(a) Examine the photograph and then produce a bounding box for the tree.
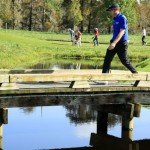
[97,0,139,33]
[22,0,44,31]
[138,0,150,28]
[43,0,63,31]
[117,0,139,30]
[87,0,104,33]
[21,0,35,31]
[0,0,13,29]
[0,0,141,32]
[12,0,15,29]
[88,0,95,33]
[62,0,82,30]
[80,0,91,32]
[96,0,114,33]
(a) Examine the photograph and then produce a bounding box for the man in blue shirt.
[102,4,137,73]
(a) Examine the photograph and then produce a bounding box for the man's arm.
[108,29,125,50]
[112,29,125,44]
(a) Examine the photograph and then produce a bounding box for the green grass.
[136,59,150,71]
[1,29,150,70]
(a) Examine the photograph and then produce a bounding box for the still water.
[0,94,150,150]
[29,59,138,70]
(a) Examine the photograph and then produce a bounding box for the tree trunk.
[108,25,111,34]
[80,21,84,32]
[12,0,15,30]
[88,13,92,33]
[88,0,93,33]
[5,23,8,30]
[28,1,33,31]
[80,0,84,32]
[41,1,46,31]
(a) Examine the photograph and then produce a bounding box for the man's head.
[106,4,120,17]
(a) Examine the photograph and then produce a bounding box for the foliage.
[0,0,147,32]
[0,0,13,25]
[138,0,150,28]
[62,0,83,29]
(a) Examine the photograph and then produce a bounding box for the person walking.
[102,4,137,73]
[68,28,75,44]
[75,30,82,47]
[142,27,147,45]
[93,28,99,46]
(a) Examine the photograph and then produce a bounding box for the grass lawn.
[1,29,150,71]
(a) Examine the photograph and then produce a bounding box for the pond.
[29,58,139,71]
[0,94,150,150]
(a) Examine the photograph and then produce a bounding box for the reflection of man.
[102,4,137,73]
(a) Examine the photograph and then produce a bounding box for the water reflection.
[65,104,121,127]
[29,59,137,70]
[20,107,35,114]
[31,62,101,70]
[0,94,150,150]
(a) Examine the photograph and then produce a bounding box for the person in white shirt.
[68,28,75,45]
[142,27,147,45]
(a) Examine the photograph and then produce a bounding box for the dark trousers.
[93,37,99,46]
[102,41,137,73]
[142,36,146,45]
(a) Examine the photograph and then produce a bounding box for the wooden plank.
[122,117,134,136]
[0,86,150,96]
[95,74,147,81]
[0,96,141,109]
[122,130,133,141]
[69,81,90,88]
[0,110,2,148]
[0,124,2,138]
[133,80,140,87]
[97,112,108,134]
[0,69,55,74]
[133,103,141,117]
[0,136,2,150]
[0,109,8,124]
[0,75,9,83]
[138,81,150,87]
[147,74,150,81]
[0,69,149,74]
[96,104,135,118]
[134,140,150,150]
[9,73,148,83]
[0,83,19,90]
[90,133,132,150]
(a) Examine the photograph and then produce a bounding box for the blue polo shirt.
[112,13,128,42]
